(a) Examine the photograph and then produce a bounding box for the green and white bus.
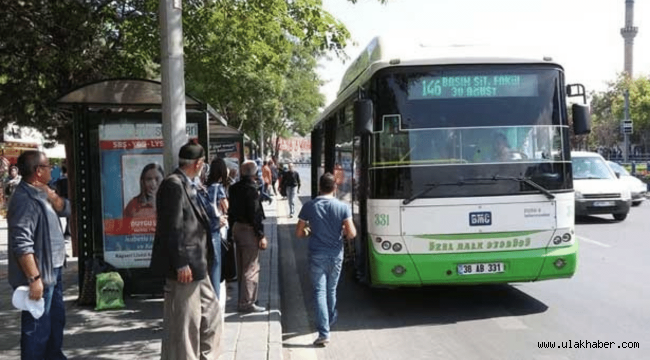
[311,37,591,286]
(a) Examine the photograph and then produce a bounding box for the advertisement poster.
[99,123,198,268]
[209,140,242,175]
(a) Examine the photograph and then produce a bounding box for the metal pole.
[259,114,264,159]
[160,0,187,174]
[624,90,630,163]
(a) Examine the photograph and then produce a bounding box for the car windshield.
[607,161,630,176]
[572,156,614,180]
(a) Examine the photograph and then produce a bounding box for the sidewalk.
[0,200,282,360]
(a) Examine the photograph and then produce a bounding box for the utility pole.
[160,0,187,174]
[260,125,265,160]
[623,90,631,163]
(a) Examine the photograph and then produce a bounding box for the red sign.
[277,138,311,152]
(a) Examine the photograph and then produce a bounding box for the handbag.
[222,227,237,281]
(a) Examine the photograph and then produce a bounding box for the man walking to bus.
[282,163,300,217]
[295,173,357,346]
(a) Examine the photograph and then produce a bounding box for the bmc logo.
[469,211,492,226]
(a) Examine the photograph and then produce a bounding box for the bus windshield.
[369,66,571,199]
[373,125,564,166]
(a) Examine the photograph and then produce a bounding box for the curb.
[268,207,283,360]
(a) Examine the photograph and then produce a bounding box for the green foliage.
[182,0,348,146]
[0,0,352,148]
[588,74,650,152]
[0,0,157,138]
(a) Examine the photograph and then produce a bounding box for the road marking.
[578,236,611,248]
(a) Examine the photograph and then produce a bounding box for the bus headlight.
[392,243,402,252]
[553,236,562,245]
[381,241,392,250]
[575,191,583,199]
[562,233,572,242]
[554,258,566,269]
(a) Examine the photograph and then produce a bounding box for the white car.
[607,161,647,206]
[571,151,631,221]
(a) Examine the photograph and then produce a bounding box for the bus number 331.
[374,214,389,226]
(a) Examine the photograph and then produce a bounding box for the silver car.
[606,161,647,206]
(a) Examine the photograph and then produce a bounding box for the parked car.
[571,151,631,221]
[606,161,647,206]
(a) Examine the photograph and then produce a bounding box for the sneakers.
[238,304,266,313]
[313,336,330,347]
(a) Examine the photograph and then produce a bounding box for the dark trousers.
[270,180,278,195]
[21,267,67,360]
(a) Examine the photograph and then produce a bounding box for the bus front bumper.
[368,241,578,286]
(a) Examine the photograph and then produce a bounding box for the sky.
[318,0,650,107]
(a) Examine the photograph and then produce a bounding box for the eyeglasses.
[37,164,52,169]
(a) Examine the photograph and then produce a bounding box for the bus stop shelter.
[58,79,243,298]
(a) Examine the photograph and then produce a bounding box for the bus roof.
[313,37,562,128]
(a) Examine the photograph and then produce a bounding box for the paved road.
[280,167,648,360]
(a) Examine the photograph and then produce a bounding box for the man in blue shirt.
[295,172,356,346]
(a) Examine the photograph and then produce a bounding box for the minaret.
[620,0,638,76]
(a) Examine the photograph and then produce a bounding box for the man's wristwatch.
[27,274,41,284]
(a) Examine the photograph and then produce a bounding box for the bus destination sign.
[408,74,539,100]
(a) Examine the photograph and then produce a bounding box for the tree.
[0,0,351,146]
[182,0,347,144]
[0,0,159,138]
[588,74,650,154]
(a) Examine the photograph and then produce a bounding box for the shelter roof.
[58,78,228,126]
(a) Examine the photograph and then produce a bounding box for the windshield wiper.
[491,175,555,199]
[402,175,555,205]
[403,183,437,205]
[403,179,490,205]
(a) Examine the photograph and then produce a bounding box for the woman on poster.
[123,163,164,218]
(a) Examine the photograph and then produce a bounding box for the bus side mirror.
[572,103,591,135]
[354,100,373,135]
